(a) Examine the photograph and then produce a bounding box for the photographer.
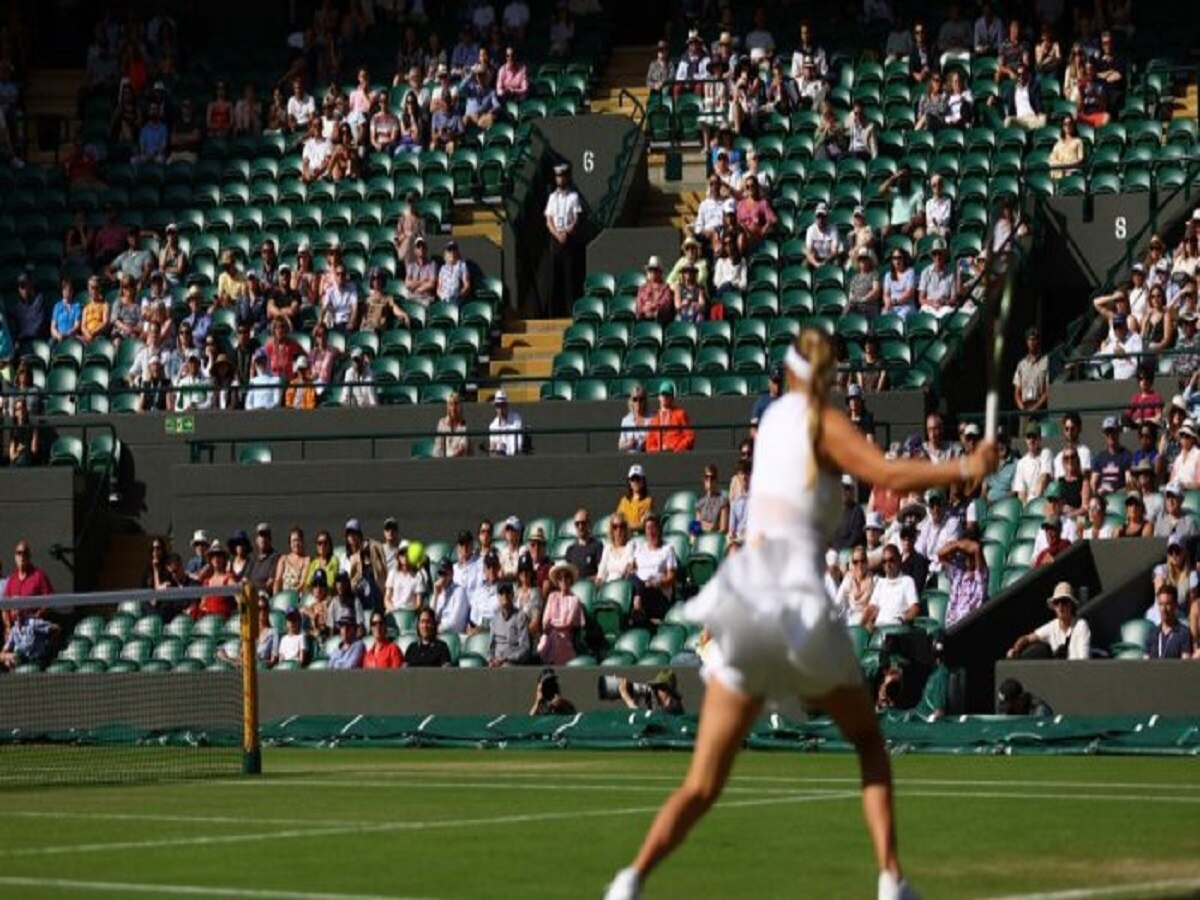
[617,668,685,715]
[530,668,576,715]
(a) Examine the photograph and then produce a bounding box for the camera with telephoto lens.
[597,675,651,702]
[538,668,561,701]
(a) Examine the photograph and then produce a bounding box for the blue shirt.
[883,268,916,315]
[181,311,211,346]
[51,299,81,337]
[139,120,169,157]
[328,639,365,669]
[3,615,53,664]
[1145,622,1192,659]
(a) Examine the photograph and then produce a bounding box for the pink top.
[496,63,529,98]
[349,87,373,115]
[736,198,777,234]
[540,590,584,665]
[2,567,54,599]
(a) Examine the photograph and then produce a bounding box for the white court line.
[0,876,437,900]
[898,789,1200,806]
[0,791,860,859]
[209,778,799,794]
[984,876,1200,900]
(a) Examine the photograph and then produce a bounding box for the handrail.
[592,88,647,229]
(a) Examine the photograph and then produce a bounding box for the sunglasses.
[574,520,589,527]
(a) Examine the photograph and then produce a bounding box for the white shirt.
[596,543,635,583]
[489,411,525,456]
[544,188,582,234]
[1053,444,1093,478]
[805,222,841,263]
[1171,445,1200,486]
[1032,517,1079,557]
[1098,330,1143,381]
[287,94,316,127]
[432,581,469,634]
[632,541,677,583]
[1013,449,1053,500]
[1033,617,1091,659]
[385,568,427,610]
[302,135,332,173]
[323,282,358,327]
[453,555,483,596]
[694,196,725,235]
[244,371,282,410]
[278,632,306,662]
[916,514,960,570]
[1013,83,1036,118]
[925,195,953,236]
[343,367,377,407]
[468,581,499,629]
[174,373,211,411]
[870,575,918,626]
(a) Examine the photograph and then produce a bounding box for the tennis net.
[0,583,260,786]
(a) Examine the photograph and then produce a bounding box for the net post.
[239,582,262,775]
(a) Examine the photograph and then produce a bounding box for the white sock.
[604,866,641,900]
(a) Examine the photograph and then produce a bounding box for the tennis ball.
[406,541,426,567]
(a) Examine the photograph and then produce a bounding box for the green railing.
[592,89,647,230]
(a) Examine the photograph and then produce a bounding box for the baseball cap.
[963,422,981,437]
[344,518,362,534]
[504,515,523,531]
[492,389,509,404]
[815,202,829,216]
[310,569,328,588]
[847,383,863,398]
[456,529,473,545]
[628,464,645,479]
[1102,416,1120,432]
[841,474,855,487]
[865,512,885,531]
[383,516,398,529]
[1164,481,1185,498]
[191,529,209,545]
[255,522,271,534]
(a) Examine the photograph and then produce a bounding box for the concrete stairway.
[22,68,82,165]
[450,206,504,244]
[485,317,570,403]
[590,45,653,118]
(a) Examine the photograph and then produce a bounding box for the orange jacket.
[646,407,695,453]
[285,379,317,410]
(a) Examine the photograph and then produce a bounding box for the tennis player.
[604,330,998,900]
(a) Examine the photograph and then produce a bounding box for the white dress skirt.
[685,536,861,705]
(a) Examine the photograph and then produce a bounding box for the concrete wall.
[995,660,1200,715]
[0,467,88,592]
[260,665,706,719]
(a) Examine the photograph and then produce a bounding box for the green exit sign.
[165,414,196,435]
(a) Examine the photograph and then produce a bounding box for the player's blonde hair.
[791,330,838,489]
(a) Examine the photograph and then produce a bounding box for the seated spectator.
[5,400,40,466]
[636,256,674,324]
[80,277,111,343]
[404,237,438,304]
[275,608,310,666]
[918,240,956,315]
[404,607,452,668]
[916,488,960,569]
[866,547,919,630]
[322,265,360,332]
[432,391,470,458]
[1034,23,1062,77]
[1116,492,1153,537]
[735,177,777,255]
[1079,495,1114,540]
[727,461,751,548]
[915,73,948,132]
[844,98,878,161]
[944,70,974,127]
[50,279,82,343]
[488,582,531,666]
[1171,419,1200,488]
[328,615,365,669]
[924,175,954,239]
[110,277,142,344]
[667,236,709,291]
[1090,416,1131,496]
[1076,59,1109,128]
[940,532,988,627]
[616,464,654,532]
[109,225,155,283]
[174,352,212,411]
[487,390,525,456]
[0,609,57,671]
[300,119,332,182]
[1096,313,1143,381]
[395,92,425,154]
[645,40,670,93]
[834,475,867,550]
[335,346,373,407]
[1001,64,1045,129]
[193,541,237,619]
[673,262,707,323]
[435,241,471,303]
[1154,483,1195,540]
[460,64,499,130]
[645,382,695,453]
[1007,582,1092,659]
[496,46,528,102]
[882,249,917,317]
[846,384,876,440]
[564,508,604,580]
[1056,446,1091,519]
[360,269,409,332]
[835,544,875,626]
[847,207,876,259]
[881,168,925,241]
[694,176,727,252]
[1032,515,1072,566]
[1146,584,1192,658]
[1013,423,1052,503]
[595,514,635,586]
[1141,287,1175,356]
[467,552,503,632]
[540,561,584,664]
[284,356,317,410]
[629,516,677,625]
[804,203,843,268]
[618,385,650,453]
[429,73,464,152]
[696,464,730,534]
[243,351,282,411]
[363,612,404,668]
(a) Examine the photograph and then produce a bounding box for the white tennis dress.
[686,392,861,702]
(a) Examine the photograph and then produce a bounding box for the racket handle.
[985,390,999,440]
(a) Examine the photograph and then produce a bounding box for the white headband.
[785,345,812,381]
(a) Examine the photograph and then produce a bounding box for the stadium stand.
[1,0,1199,718]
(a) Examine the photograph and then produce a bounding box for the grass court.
[0,749,1197,899]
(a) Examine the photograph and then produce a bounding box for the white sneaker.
[603,867,641,900]
[878,871,918,900]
